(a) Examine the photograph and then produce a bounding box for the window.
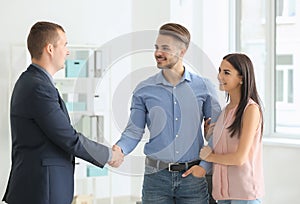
[239,0,300,137]
[276,0,296,24]
[275,0,299,135]
[239,0,267,112]
[276,0,296,17]
[276,54,294,103]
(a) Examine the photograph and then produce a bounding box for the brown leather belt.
[145,157,200,172]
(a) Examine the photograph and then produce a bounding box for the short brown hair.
[27,21,65,60]
[159,23,191,49]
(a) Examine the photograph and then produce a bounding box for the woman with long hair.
[200,53,265,204]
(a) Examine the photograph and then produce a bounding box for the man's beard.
[156,56,179,69]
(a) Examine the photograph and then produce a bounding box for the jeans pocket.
[144,164,158,175]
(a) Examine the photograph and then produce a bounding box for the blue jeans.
[218,199,261,204]
[142,165,209,204]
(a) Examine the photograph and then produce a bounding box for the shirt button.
[174,101,177,104]
[176,151,179,154]
[175,118,178,121]
[176,134,179,138]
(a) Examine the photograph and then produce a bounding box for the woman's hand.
[200,146,212,161]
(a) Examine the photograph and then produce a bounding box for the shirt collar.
[31,63,55,86]
[155,67,191,86]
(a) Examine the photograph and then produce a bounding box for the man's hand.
[108,144,124,168]
[200,145,212,160]
[182,165,206,178]
[204,118,215,140]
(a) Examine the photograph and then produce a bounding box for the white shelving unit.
[53,45,113,202]
[10,44,140,203]
[54,45,106,140]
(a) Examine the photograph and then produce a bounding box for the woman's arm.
[200,104,260,166]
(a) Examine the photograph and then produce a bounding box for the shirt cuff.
[199,160,212,174]
[107,147,112,162]
[115,135,139,155]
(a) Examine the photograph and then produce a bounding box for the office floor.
[95,197,141,204]
[72,196,141,204]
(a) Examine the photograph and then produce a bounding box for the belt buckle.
[168,163,180,172]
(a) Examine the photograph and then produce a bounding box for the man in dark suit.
[2,21,123,204]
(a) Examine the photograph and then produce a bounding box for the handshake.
[108,145,124,168]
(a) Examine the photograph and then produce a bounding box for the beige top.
[212,99,265,200]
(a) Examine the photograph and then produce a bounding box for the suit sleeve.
[31,83,110,168]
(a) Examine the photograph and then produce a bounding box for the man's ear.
[180,47,187,57]
[46,43,53,55]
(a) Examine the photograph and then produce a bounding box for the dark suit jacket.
[3,65,110,204]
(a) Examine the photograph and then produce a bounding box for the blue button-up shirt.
[117,69,221,172]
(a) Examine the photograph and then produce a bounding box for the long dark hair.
[224,53,264,139]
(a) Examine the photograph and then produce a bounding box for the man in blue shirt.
[111,23,221,204]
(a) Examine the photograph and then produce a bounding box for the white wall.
[263,143,300,204]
